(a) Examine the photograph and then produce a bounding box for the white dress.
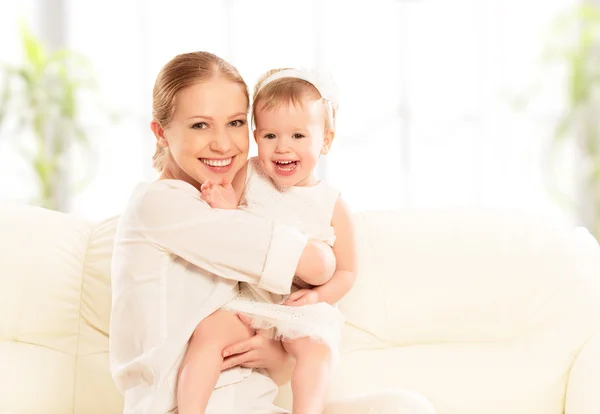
[222,157,345,356]
[110,179,308,413]
[109,177,437,414]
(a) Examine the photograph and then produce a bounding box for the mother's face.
[153,77,249,188]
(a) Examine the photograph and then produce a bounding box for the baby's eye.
[292,133,305,139]
[229,119,246,127]
[264,133,276,139]
[191,122,208,130]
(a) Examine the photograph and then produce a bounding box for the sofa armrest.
[566,330,600,414]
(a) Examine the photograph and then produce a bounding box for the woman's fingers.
[221,350,260,370]
[285,297,306,306]
[220,315,277,371]
[285,299,304,307]
[221,354,241,370]
[285,290,318,306]
[284,290,305,303]
[239,360,262,369]
[223,334,256,358]
[220,314,259,357]
[237,314,271,337]
[236,313,254,327]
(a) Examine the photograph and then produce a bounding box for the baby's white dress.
[222,157,345,354]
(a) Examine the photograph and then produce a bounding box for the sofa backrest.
[341,209,600,347]
[0,204,122,414]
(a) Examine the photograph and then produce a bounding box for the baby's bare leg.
[283,337,333,414]
[177,310,254,414]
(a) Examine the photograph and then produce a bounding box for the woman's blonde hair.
[252,68,337,132]
[151,51,249,171]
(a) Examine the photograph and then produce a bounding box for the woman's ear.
[151,120,168,148]
[321,130,335,155]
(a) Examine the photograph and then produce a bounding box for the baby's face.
[253,98,331,188]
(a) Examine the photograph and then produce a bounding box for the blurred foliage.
[0,21,102,211]
[542,3,600,237]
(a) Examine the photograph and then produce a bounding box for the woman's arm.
[132,180,312,295]
[200,179,337,288]
[312,197,357,304]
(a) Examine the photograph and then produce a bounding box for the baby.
[181,68,357,414]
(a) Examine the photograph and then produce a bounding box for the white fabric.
[2,203,600,414]
[565,331,600,413]
[222,158,343,352]
[196,371,437,414]
[323,389,435,414]
[241,158,339,250]
[203,370,285,414]
[108,179,307,413]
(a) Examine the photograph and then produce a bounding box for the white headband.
[255,68,339,107]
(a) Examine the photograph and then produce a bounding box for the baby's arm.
[200,180,240,209]
[200,161,248,209]
[311,196,357,305]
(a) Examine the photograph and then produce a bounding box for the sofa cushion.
[0,204,122,414]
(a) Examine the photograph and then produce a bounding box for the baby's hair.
[151,51,249,171]
[252,68,337,132]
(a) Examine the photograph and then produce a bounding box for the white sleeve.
[133,181,306,295]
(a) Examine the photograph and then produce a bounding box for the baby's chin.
[266,173,296,188]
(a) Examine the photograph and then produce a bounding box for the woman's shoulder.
[134,179,199,199]
[146,179,200,193]
[122,179,203,222]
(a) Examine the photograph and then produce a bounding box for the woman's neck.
[159,163,202,192]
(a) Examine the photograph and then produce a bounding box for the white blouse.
[109,179,307,413]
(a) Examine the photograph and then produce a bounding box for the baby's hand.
[200,179,238,209]
[284,289,319,307]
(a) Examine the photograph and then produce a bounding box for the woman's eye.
[292,133,305,139]
[191,122,208,130]
[229,119,246,127]
[264,133,276,139]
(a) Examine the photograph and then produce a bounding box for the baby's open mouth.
[274,160,298,172]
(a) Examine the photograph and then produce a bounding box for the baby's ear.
[253,129,259,143]
[321,130,335,155]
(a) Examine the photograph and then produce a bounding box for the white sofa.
[1,203,599,414]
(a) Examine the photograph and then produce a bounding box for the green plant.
[0,22,100,211]
[542,3,600,238]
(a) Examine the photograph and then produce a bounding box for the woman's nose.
[210,129,233,153]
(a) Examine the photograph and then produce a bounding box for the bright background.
[0,0,591,225]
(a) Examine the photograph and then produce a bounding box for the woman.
[109,51,435,414]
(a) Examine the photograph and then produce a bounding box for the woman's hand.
[284,289,319,306]
[221,314,294,385]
